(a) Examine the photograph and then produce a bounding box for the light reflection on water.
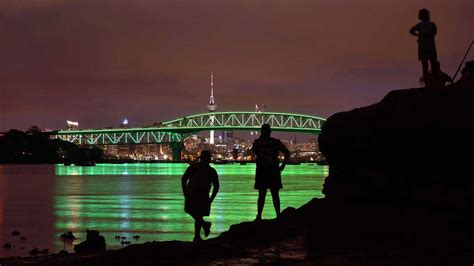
[0,163,327,257]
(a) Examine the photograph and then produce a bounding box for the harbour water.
[0,163,328,257]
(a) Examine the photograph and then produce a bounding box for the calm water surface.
[0,163,328,257]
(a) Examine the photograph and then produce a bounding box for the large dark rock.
[306,85,474,263]
[213,207,301,247]
[74,230,106,253]
[319,86,474,207]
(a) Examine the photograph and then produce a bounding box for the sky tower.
[206,72,217,144]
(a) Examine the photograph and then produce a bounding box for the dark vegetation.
[0,126,102,164]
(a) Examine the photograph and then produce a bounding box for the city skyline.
[1,0,473,131]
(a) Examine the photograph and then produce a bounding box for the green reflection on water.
[55,163,329,176]
[54,163,327,251]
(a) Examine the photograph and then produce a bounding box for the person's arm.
[279,141,290,172]
[433,23,437,36]
[252,140,259,161]
[209,169,220,203]
[409,24,419,37]
[252,140,258,155]
[181,166,192,197]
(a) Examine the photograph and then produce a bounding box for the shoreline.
[1,196,471,265]
[0,220,308,265]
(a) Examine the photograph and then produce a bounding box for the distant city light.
[66,120,79,130]
[123,118,129,126]
[66,120,79,126]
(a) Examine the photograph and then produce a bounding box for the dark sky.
[1,0,473,131]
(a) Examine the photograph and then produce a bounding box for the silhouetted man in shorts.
[252,124,290,221]
[410,8,438,86]
[182,150,219,242]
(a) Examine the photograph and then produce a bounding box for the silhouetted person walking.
[410,8,438,86]
[424,61,452,89]
[252,124,290,221]
[181,150,219,242]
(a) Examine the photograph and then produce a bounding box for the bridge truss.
[54,111,325,145]
[56,130,184,145]
[161,112,325,133]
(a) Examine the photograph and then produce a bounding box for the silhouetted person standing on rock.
[252,124,290,221]
[424,61,452,89]
[182,150,219,242]
[410,8,438,86]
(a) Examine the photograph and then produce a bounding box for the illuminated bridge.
[54,111,326,160]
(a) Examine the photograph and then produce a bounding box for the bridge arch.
[54,111,326,145]
[161,111,325,134]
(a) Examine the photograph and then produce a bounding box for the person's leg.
[202,196,212,237]
[256,189,267,221]
[421,60,429,86]
[192,215,203,242]
[203,219,212,237]
[429,58,437,71]
[270,188,281,218]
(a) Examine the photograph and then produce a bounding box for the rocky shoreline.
[1,198,471,265]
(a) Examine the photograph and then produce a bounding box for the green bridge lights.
[54,111,325,145]
[52,111,326,161]
[161,111,325,134]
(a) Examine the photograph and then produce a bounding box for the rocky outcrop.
[319,86,474,207]
[74,230,106,253]
[308,85,474,263]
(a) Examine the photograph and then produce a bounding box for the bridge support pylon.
[170,142,184,162]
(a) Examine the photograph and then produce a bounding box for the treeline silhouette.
[0,126,102,164]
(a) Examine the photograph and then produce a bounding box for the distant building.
[120,118,129,128]
[66,120,79,130]
[221,131,233,143]
[206,72,217,144]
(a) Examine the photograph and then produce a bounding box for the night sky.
[0,0,473,131]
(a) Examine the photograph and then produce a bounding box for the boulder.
[319,86,474,207]
[74,230,106,253]
[305,85,474,262]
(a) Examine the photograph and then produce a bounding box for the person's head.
[200,150,212,164]
[432,60,440,72]
[418,8,430,21]
[260,124,271,138]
